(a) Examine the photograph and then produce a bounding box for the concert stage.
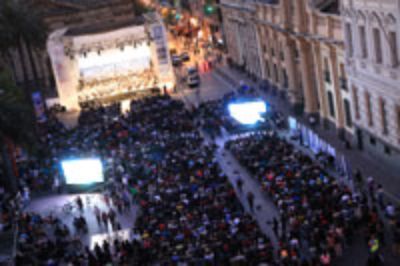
[47,13,175,110]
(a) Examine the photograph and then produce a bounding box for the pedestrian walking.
[101,211,109,227]
[272,217,279,237]
[376,184,384,209]
[247,191,254,212]
[94,206,101,225]
[236,177,243,193]
[355,168,363,187]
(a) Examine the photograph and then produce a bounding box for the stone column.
[298,39,319,114]
[312,41,329,127]
[329,45,345,138]
[256,25,266,79]
[284,37,301,106]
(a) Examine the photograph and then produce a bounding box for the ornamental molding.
[383,13,396,26]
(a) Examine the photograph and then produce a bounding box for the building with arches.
[220,0,400,170]
[221,0,351,138]
[342,0,400,167]
[220,0,263,78]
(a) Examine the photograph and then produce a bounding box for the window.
[397,105,400,142]
[352,86,360,120]
[359,26,368,58]
[280,51,285,61]
[370,136,376,145]
[344,99,353,127]
[345,23,353,57]
[327,91,335,118]
[263,44,267,53]
[283,69,288,88]
[339,63,347,90]
[379,98,388,135]
[389,31,399,67]
[266,61,271,78]
[324,58,331,83]
[271,48,275,57]
[373,28,383,63]
[365,91,373,127]
[274,64,278,83]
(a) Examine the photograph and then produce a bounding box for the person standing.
[76,196,83,211]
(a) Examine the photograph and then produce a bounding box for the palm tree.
[0,70,36,191]
[0,0,48,91]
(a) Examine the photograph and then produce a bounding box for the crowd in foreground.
[4,90,399,265]
[15,96,276,265]
[226,131,400,265]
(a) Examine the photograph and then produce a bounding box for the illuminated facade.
[220,0,400,167]
[220,0,262,78]
[47,13,174,110]
[221,0,350,136]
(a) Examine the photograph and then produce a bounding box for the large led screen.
[61,158,104,185]
[228,100,267,125]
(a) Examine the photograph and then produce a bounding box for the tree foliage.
[0,70,36,150]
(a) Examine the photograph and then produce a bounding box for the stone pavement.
[216,138,280,246]
[214,65,400,204]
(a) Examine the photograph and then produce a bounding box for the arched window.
[389,31,398,67]
[345,23,353,57]
[327,91,335,118]
[373,28,383,63]
[344,99,353,127]
[359,25,368,58]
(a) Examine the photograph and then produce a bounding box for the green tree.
[0,0,48,91]
[0,70,36,191]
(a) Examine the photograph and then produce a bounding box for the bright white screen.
[61,158,104,185]
[228,101,267,125]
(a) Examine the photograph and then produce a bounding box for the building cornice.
[255,19,344,47]
[219,2,256,13]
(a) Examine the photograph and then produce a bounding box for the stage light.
[228,100,267,125]
[61,158,104,185]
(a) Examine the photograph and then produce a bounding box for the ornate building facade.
[220,0,263,78]
[342,0,400,165]
[221,0,400,168]
[221,0,351,137]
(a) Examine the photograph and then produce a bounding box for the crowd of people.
[0,185,18,232]
[4,82,398,265]
[14,95,277,265]
[226,131,400,265]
